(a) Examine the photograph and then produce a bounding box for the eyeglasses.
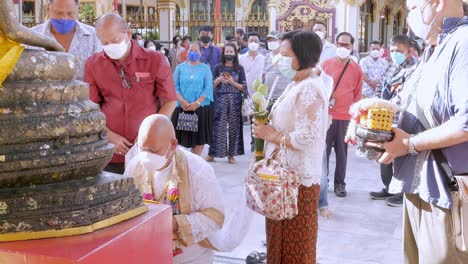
[119,68,131,89]
[337,42,352,49]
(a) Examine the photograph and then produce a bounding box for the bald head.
[95,13,131,46]
[96,13,128,32]
[138,115,177,156]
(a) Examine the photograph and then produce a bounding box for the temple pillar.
[158,0,176,43]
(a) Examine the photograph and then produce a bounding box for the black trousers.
[380,162,393,191]
[325,119,350,187]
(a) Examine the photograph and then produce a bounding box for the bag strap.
[432,149,459,191]
[329,59,351,101]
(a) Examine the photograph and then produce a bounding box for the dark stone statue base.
[0,172,146,241]
[0,50,145,241]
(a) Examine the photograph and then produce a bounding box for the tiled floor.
[200,126,403,264]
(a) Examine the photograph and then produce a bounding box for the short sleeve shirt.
[84,40,177,163]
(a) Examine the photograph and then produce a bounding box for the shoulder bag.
[329,59,350,108]
[246,136,299,220]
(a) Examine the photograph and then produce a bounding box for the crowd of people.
[30,0,468,263]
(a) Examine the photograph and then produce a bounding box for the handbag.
[433,149,468,252]
[245,136,299,220]
[176,111,198,132]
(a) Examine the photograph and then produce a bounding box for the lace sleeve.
[289,83,326,150]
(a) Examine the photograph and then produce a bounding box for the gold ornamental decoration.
[275,0,336,31]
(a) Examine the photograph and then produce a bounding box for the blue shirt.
[390,17,468,209]
[173,62,213,107]
[200,44,222,70]
[239,47,249,55]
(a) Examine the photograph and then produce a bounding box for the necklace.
[188,63,199,79]
[148,171,171,203]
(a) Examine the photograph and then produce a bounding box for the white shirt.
[239,52,265,95]
[265,75,329,186]
[320,40,337,63]
[31,20,102,80]
[124,148,224,264]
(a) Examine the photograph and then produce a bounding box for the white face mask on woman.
[278,56,297,79]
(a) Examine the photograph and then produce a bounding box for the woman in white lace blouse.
[252,30,328,264]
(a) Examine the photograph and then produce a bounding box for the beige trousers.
[403,193,468,264]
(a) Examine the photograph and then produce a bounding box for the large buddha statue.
[0,0,146,241]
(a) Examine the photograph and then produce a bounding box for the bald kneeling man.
[124,114,224,264]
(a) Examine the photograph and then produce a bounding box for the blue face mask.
[50,19,76,34]
[391,51,406,65]
[278,56,296,79]
[188,51,201,62]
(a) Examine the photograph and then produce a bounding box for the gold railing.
[174,9,269,37]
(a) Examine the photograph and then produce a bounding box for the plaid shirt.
[375,56,418,99]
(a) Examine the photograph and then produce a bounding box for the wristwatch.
[408,134,420,155]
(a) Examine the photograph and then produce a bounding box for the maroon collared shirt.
[84,40,176,164]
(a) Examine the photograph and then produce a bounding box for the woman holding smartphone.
[206,43,246,164]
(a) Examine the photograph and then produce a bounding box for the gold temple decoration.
[275,0,335,31]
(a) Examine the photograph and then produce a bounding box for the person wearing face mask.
[179,35,192,62]
[239,32,266,96]
[31,0,101,80]
[312,21,337,63]
[169,35,186,72]
[205,43,246,164]
[171,42,214,156]
[263,31,290,104]
[374,35,417,101]
[367,0,468,262]
[252,30,328,264]
[84,14,177,175]
[239,32,266,151]
[124,114,225,264]
[198,25,222,70]
[321,32,363,198]
[368,35,417,207]
[359,40,389,98]
[132,32,145,47]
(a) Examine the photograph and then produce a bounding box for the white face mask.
[278,56,297,79]
[370,50,380,58]
[137,146,170,172]
[248,42,259,51]
[103,38,129,60]
[336,47,351,59]
[268,41,280,51]
[148,46,156,51]
[137,39,145,47]
[407,2,438,40]
[315,31,325,40]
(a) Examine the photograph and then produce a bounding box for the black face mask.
[224,55,235,61]
[200,35,211,44]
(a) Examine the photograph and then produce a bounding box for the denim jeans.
[319,149,328,209]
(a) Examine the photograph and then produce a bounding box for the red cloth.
[84,40,177,164]
[322,57,363,120]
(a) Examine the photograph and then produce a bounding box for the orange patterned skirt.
[266,184,320,264]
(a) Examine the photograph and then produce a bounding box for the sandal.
[245,251,266,263]
[228,156,236,164]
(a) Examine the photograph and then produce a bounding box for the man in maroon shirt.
[84,14,177,174]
